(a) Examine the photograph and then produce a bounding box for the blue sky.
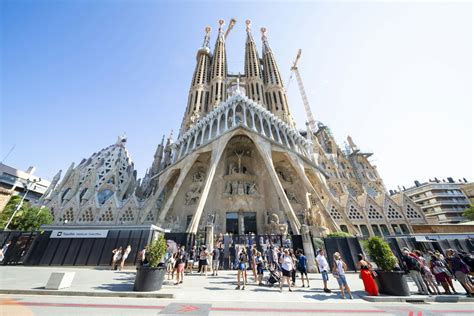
[1,1,472,189]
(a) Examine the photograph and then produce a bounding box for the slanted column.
[232,106,236,126]
[243,107,247,126]
[216,116,221,135]
[208,121,213,140]
[267,119,274,140]
[200,127,206,145]
[224,110,229,130]
[275,126,282,143]
[259,116,264,135]
[284,132,289,148]
[192,132,198,149]
[251,112,257,131]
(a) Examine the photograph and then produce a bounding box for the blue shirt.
[298,255,307,268]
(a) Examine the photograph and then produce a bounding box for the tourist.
[186,245,196,274]
[445,249,473,296]
[266,245,274,269]
[413,250,440,295]
[218,245,225,272]
[174,246,186,285]
[256,251,265,286]
[296,249,310,288]
[166,244,176,280]
[332,252,352,299]
[316,249,331,293]
[430,253,457,294]
[250,247,258,282]
[120,245,132,271]
[112,247,123,270]
[199,245,209,276]
[212,245,220,276]
[236,247,248,290]
[229,243,236,270]
[401,249,429,295]
[279,249,294,292]
[139,245,148,266]
[0,241,11,263]
[289,249,297,286]
[356,254,378,296]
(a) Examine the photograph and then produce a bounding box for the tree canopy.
[463,205,474,221]
[0,195,52,231]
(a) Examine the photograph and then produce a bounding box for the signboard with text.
[50,230,109,239]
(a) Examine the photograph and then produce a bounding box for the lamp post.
[4,178,40,230]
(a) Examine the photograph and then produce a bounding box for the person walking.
[112,247,123,270]
[266,245,274,269]
[332,252,353,299]
[250,247,258,283]
[199,246,209,276]
[446,249,474,296]
[296,249,310,287]
[402,249,429,295]
[279,249,294,292]
[316,249,331,293]
[236,247,248,290]
[212,246,220,276]
[120,245,132,271]
[430,253,457,294]
[0,241,11,263]
[289,249,297,286]
[186,246,196,274]
[256,251,265,286]
[138,246,147,266]
[356,254,378,296]
[218,245,225,272]
[174,246,186,285]
[413,250,440,295]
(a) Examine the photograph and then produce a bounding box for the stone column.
[301,224,317,273]
[238,211,245,236]
[206,224,214,252]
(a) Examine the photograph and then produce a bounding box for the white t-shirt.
[281,255,293,271]
[336,259,345,276]
[316,254,329,271]
[123,247,131,259]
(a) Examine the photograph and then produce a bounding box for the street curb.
[362,295,474,303]
[0,289,174,299]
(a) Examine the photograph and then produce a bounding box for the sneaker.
[235,286,240,290]
[324,288,331,293]
[242,286,245,290]
[349,295,353,299]
[289,288,293,292]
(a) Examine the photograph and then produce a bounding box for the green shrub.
[147,234,167,268]
[364,236,397,271]
[326,231,353,238]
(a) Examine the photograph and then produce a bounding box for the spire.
[180,26,212,135]
[244,20,265,106]
[261,27,294,127]
[151,135,165,175]
[209,19,228,109]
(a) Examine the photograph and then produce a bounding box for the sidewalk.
[0,266,471,303]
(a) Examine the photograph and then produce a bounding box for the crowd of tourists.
[110,245,132,271]
[127,239,473,298]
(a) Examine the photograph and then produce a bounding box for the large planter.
[374,271,410,296]
[133,266,166,292]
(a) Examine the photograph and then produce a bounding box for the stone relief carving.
[285,190,300,204]
[224,180,258,196]
[184,167,206,205]
[263,212,288,236]
[276,167,293,183]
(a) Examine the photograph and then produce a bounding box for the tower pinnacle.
[244,20,265,106]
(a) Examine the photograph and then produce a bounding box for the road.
[2,294,473,316]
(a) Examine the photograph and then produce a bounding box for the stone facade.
[39,20,427,237]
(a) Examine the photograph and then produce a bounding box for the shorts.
[282,268,291,277]
[298,267,307,275]
[257,266,264,275]
[321,270,329,282]
[212,260,219,268]
[176,263,185,273]
[200,259,208,266]
[336,274,348,287]
[238,263,247,271]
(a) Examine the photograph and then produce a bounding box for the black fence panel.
[39,238,60,265]
[62,239,83,265]
[24,231,52,265]
[75,239,94,265]
[128,230,144,265]
[50,239,72,265]
[323,237,360,272]
[87,238,108,266]
[292,235,303,252]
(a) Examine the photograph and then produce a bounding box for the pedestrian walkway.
[0,266,470,303]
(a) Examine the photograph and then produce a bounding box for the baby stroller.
[266,264,281,287]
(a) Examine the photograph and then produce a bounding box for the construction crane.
[287,49,318,133]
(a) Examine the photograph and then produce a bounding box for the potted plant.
[364,236,410,296]
[133,234,167,292]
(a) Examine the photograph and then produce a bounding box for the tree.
[0,195,52,231]
[326,231,354,238]
[463,205,474,221]
[364,236,397,271]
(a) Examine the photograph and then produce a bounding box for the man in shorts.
[296,249,310,287]
[316,249,332,293]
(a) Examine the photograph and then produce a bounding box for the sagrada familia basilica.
[39,20,427,238]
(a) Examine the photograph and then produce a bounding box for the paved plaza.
[0,266,473,315]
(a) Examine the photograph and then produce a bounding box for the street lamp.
[4,178,40,230]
